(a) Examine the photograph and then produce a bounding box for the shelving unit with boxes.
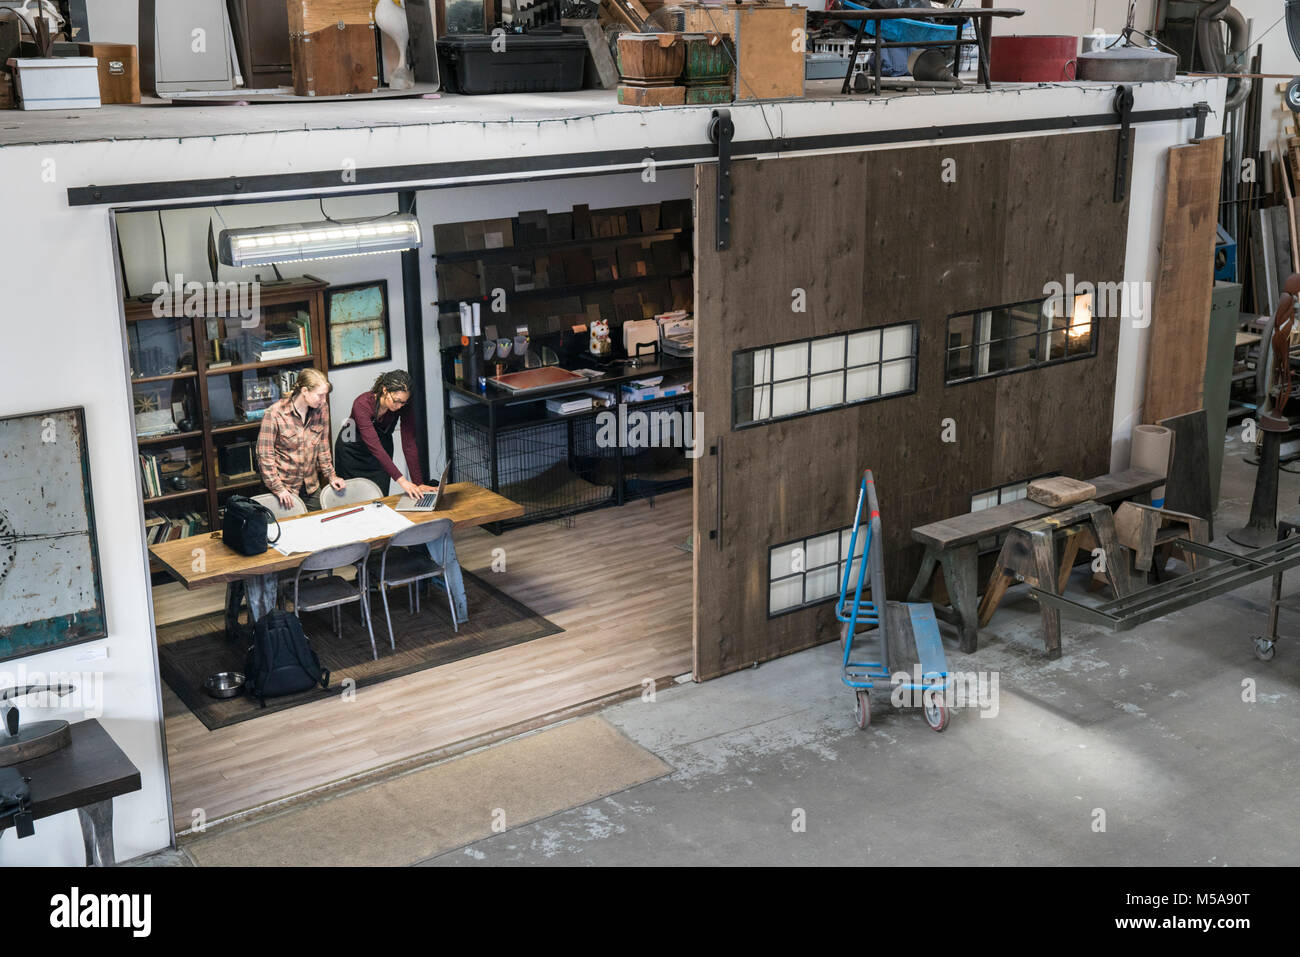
[435,199,695,526]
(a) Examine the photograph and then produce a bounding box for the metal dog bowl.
[203,671,246,699]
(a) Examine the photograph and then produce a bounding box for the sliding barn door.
[693,133,1133,680]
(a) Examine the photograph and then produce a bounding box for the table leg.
[907,546,939,602]
[224,580,245,638]
[77,799,116,867]
[1030,531,1062,659]
[942,543,981,653]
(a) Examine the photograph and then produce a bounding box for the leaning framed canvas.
[0,407,107,662]
[327,280,392,369]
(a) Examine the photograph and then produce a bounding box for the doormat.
[159,571,562,731]
[182,716,670,866]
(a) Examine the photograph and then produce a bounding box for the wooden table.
[0,719,142,865]
[149,483,524,588]
[907,468,1164,653]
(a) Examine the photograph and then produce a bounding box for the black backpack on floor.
[245,611,330,706]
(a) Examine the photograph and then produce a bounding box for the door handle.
[709,437,723,549]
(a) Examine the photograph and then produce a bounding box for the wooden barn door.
[692,134,1133,681]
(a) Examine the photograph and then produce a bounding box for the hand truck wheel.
[923,688,949,732]
[854,690,870,730]
[1254,636,1277,661]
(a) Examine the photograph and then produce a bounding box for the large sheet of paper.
[271,504,415,556]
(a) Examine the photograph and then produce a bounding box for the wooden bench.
[907,468,1165,652]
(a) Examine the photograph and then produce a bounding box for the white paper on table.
[271,504,415,556]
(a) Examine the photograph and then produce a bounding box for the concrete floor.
[137,436,1300,866]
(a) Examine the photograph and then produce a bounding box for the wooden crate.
[290,23,379,96]
[732,3,805,100]
[78,43,141,104]
[287,0,376,34]
[680,2,734,36]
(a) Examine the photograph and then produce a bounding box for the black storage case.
[437,33,588,94]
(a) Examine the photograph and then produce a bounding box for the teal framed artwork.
[326,281,392,369]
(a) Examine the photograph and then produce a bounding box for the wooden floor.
[157,491,694,829]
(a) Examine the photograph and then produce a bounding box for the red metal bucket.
[990,35,1079,82]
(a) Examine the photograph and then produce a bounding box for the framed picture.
[327,281,392,369]
[0,407,107,663]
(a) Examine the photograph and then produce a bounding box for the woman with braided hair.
[335,369,470,621]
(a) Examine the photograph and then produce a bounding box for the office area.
[2,0,1297,872]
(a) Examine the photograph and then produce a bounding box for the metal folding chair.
[368,518,458,652]
[290,540,379,660]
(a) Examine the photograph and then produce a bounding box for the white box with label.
[11,57,102,110]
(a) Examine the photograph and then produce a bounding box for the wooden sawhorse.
[977,501,1132,659]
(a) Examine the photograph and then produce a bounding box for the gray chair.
[368,518,458,652]
[291,540,379,660]
[319,477,385,510]
[252,491,307,518]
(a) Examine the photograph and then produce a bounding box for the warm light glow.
[1069,293,1092,339]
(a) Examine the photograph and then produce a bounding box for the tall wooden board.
[1143,136,1225,424]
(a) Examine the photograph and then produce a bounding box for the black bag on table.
[222,495,281,556]
[245,611,330,706]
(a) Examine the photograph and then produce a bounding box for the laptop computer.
[395,462,451,512]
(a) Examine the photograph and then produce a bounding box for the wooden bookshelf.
[125,277,328,561]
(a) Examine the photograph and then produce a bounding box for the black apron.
[334,410,396,494]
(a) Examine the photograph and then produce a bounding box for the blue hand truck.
[838,470,955,731]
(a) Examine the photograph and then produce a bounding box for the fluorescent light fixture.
[217,213,422,267]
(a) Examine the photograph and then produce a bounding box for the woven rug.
[159,571,563,731]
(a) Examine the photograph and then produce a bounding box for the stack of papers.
[271,504,414,556]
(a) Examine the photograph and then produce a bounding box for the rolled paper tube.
[1132,424,1173,507]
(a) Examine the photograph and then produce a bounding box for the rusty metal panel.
[0,407,107,661]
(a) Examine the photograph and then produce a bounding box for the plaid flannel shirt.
[256,396,336,497]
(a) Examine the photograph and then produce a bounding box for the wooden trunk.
[617,33,685,87]
[290,23,379,96]
[681,2,734,36]
[77,43,141,104]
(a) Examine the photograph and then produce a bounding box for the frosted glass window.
[735,323,915,428]
[810,371,844,409]
[769,524,878,617]
[811,336,846,374]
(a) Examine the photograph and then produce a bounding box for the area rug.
[182,716,670,866]
[159,571,563,731]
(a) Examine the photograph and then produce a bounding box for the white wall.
[0,154,171,865]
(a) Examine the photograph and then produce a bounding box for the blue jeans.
[426,533,468,622]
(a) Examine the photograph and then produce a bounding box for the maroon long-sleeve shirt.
[349,391,423,486]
